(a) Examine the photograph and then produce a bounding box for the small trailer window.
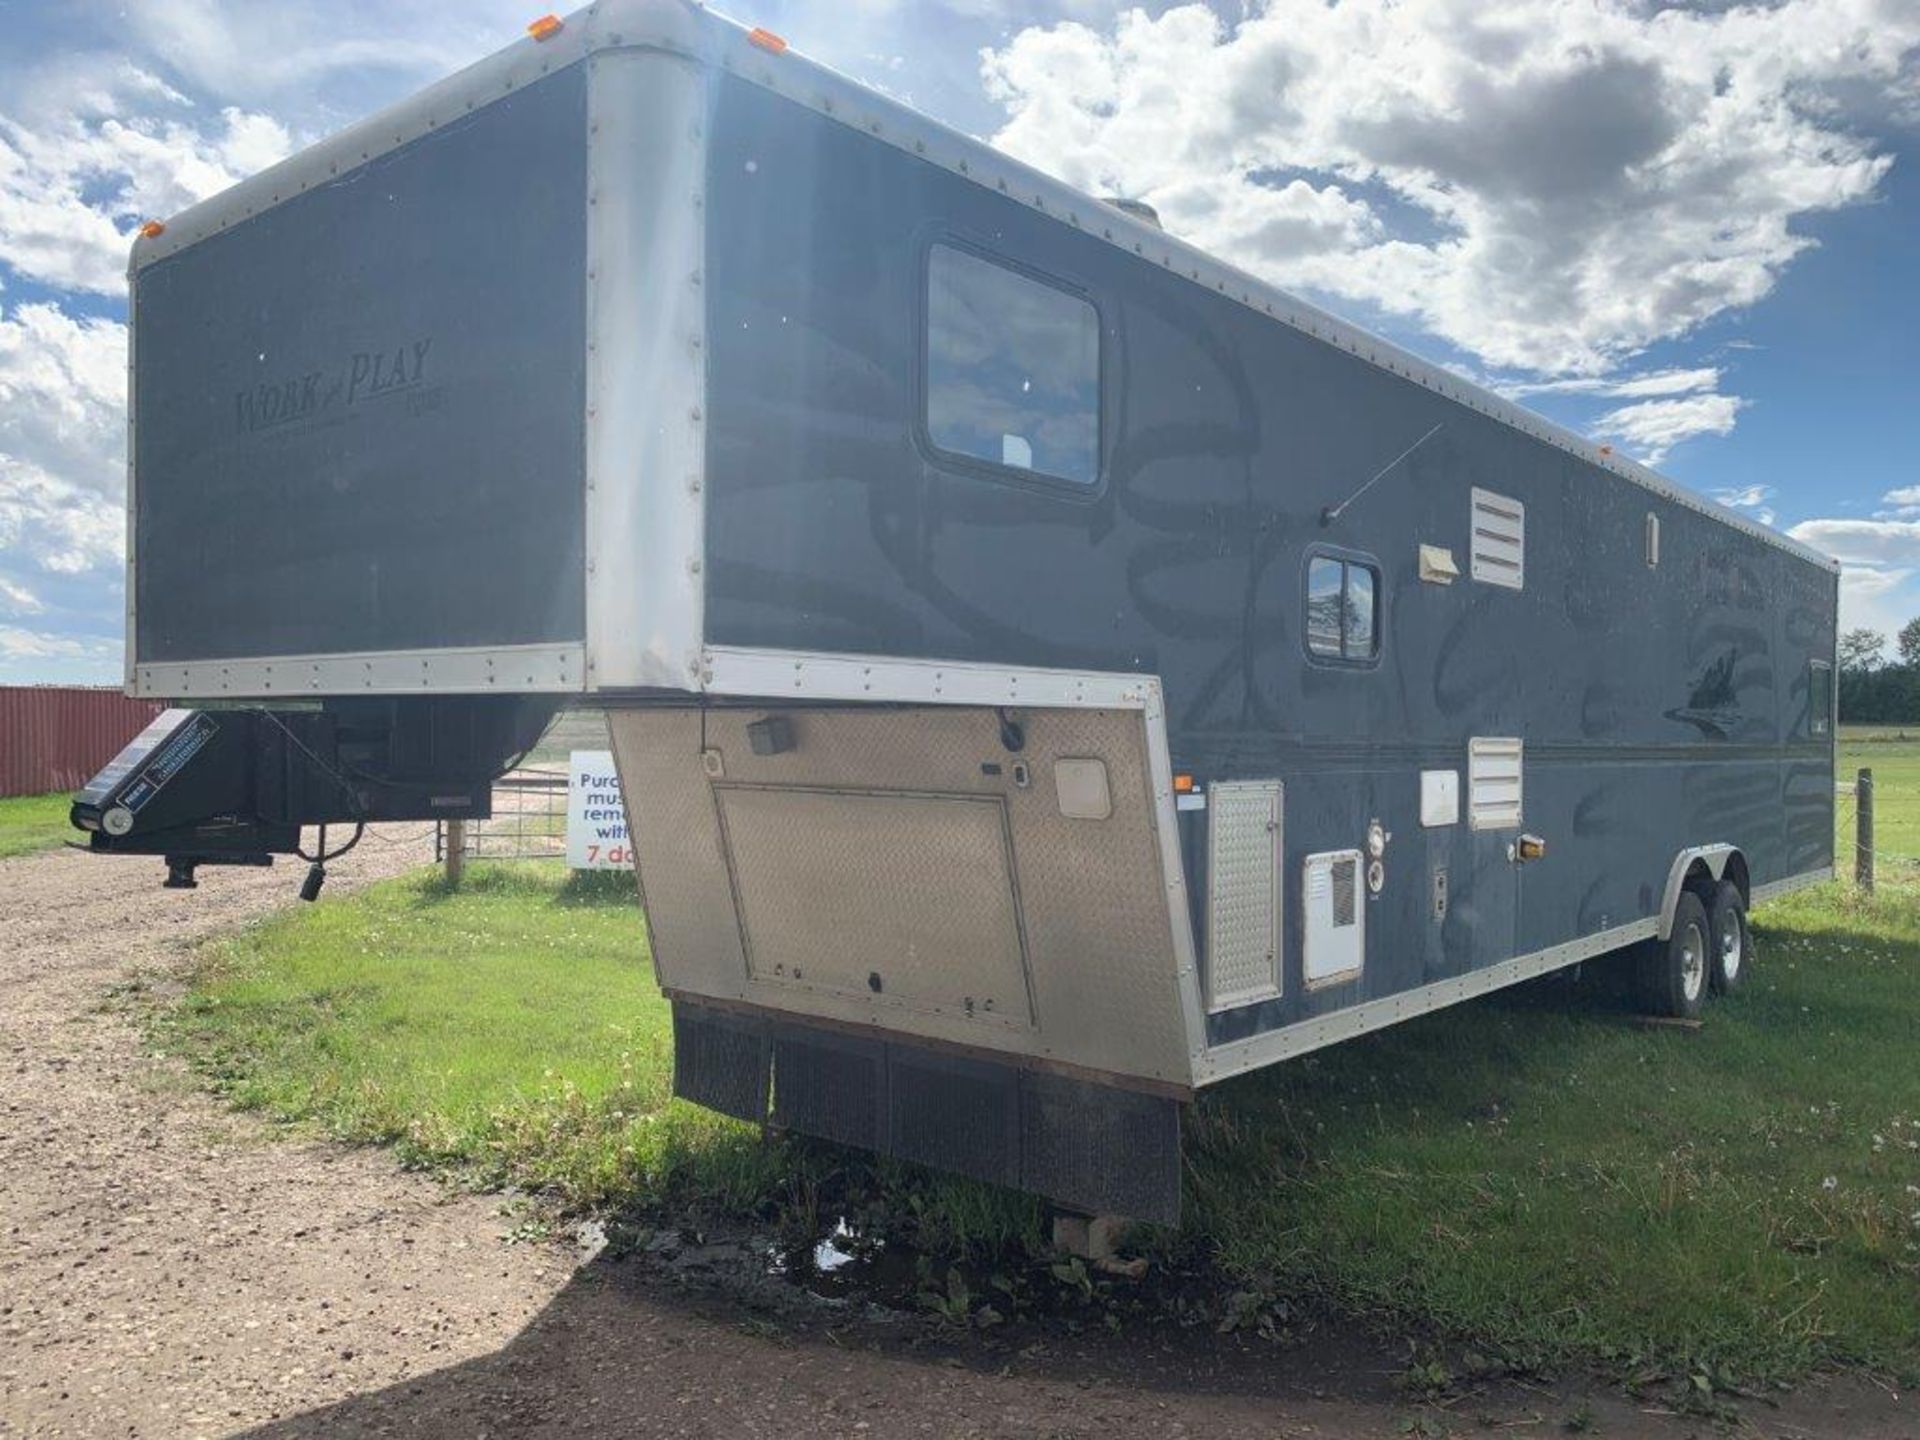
[1809,659,1833,737]
[1307,554,1380,662]
[925,244,1099,485]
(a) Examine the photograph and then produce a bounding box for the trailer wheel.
[1639,891,1710,1019]
[1707,879,1749,995]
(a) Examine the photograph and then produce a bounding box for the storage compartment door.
[715,785,1036,1030]
[1303,849,1366,988]
[1205,781,1283,1011]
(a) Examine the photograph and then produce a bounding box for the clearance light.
[527,13,564,40]
[748,26,788,53]
[1173,773,1195,794]
[138,220,166,238]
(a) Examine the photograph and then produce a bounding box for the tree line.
[1839,618,1920,723]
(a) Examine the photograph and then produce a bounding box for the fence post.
[1855,768,1873,893]
[445,817,465,887]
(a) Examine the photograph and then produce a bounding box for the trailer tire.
[1639,891,1710,1019]
[1707,879,1749,995]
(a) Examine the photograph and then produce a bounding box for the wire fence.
[429,709,611,865]
[435,767,570,863]
[1834,776,1918,887]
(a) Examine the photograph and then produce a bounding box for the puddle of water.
[812,1219,857,1275]
[762,1215,924,1307]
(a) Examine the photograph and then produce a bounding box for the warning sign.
[566,750,632,870]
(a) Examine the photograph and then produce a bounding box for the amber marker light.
[527,13,564,40]
[138,220,166,238]
[748,26,788,53]
[1173,774,1195,794]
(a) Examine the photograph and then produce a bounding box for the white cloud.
[0,61,292,295]
[1788,518,1920,634]
[1510,367,1723,400]
[1712,483,1778,528]
[1879,484,1920,519]
[1715,484,1774,511]
[0,301,126,496]
[113,0,472,109]
[0,624,113,661]
[1789,519,1920,570]
[1593,392,1747,467]
[0,455,124,577]
[983,0,1920,376]
[0,302,128,581]
[1835,564,1917,637]
[0,576,43,614]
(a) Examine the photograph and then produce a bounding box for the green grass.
[168,753,1920,1388]
[1842,727,1920,868]
[166,866,785,1214]
[0,791,76,858]
[1187,881,1920,1382]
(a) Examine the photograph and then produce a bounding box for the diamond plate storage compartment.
[715,786,1035,1029]
[611,704,1199,1091]
[1205,781,1283,1011]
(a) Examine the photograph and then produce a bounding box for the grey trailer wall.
[697,73,1837,1053]
[132,67,590,665]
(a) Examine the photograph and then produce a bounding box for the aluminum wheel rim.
[1719,917,1742,982]
[1680,922,1706,1003]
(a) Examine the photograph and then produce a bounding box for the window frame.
[915,234,1107,497]
[1808,658,1833,739]
[1302,548,1383,669]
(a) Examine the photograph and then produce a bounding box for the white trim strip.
[132,642,585,698]
[1140,683,1211,1082]
[1751,867,1834,905]
[1194,862,1835,1085]
[583,46,709,689]
[701,645,1155,709]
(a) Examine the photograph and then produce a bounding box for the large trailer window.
[925,244,1099,485]
[1307,554,1379,662]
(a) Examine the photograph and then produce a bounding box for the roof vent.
[1101,196,1162,229]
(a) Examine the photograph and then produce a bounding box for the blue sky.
[1,0,1917,683]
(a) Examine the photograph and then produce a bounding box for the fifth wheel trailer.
[77,0,1838,1224]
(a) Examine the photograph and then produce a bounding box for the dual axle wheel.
[1636,879,1747,1020]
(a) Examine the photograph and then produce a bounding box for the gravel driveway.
[0,838,1910,1439]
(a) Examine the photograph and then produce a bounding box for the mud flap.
[671,1002,1183,1225]
[671,1006,770,1124]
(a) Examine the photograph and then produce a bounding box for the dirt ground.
[0,838,1912,1439]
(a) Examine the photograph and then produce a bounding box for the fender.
[1658,844,1743,939]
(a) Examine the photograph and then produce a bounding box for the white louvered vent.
[1470,487,1525,589]
[1303,849,1364,988]
[1468,737,1524,830]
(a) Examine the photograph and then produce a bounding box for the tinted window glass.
[1307,555,1380,662]
[1809,660,1832,736]
[1345,564,1375,659]
[1307,557,1344,656]
[926,244,1099,484]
